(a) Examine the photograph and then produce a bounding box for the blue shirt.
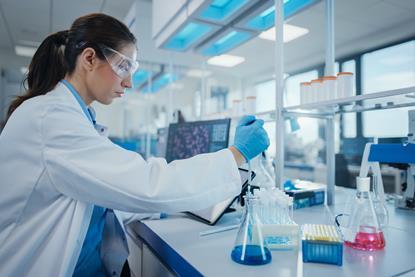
[73,207,108,277]
[61,80,108,276]
[61,80,95,126]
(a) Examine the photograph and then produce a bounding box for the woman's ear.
[79,47,97,72]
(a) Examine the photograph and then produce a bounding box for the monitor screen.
[165,118,231,163]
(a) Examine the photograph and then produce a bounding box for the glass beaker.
[231,195,272,265]
[372,175,389,228]
[337,177,385,251]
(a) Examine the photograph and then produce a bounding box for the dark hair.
[6,13,136,121]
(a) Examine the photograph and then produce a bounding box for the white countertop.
[130,187,415,276]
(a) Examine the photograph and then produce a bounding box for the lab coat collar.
[55,82,109,137]
[60,80,95,125]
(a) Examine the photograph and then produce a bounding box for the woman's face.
[87,43,137,105]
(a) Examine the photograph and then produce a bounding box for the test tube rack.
[262,223,300,250]
[250,223,300,250]
[302,224,343,266]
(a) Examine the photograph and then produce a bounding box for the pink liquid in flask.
[345,229,385,251]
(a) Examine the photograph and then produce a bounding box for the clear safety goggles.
[99,45,139,79]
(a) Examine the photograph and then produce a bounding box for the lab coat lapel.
[101,210,129,276]
[95,123,109,137]
[90,107,129,275]
[88,106,109,137]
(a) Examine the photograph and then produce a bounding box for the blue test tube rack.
[302,224,343,266]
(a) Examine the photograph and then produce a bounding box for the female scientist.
[0,13,270,276]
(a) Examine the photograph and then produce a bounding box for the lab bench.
[126,187,415,277]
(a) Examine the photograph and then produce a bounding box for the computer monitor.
[165,118,231,163]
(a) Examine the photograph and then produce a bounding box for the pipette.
[247,161,252,197]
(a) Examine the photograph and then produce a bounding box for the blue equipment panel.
[368,143,415,164]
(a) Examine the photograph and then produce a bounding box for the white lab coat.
[0,82,241,276]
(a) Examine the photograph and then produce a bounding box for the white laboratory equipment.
[321,76,337,101]
[244,96,256,115]
[336,177,385,251]
[255,188,299,250]
[300,82,311,105]
[310,78,323,103]
[337,72,354,99]
[231,195,272,266]
[232,99,243,117]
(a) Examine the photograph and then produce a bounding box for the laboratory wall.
[0,49,30,126]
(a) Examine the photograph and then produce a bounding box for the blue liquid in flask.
[231,245,272,265]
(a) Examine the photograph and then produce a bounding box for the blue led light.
[201,30,252,56]
[132,70,150,89]
[245,5,275,31]
[245,0,316,31]
[141,73,179,93]
[164,22,213,51]
[199,0,249,22]
[212,0,232,8]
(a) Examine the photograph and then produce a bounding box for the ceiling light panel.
[15,45,37,57]
[259,24,309,42]
[207,54,245,67]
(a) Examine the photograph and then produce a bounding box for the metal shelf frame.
[285,86,415,112]
[204,1,414,206]
[247,86,415,121]
[271,0,338,204]
[263,88,415,205]
[271,0,414,205]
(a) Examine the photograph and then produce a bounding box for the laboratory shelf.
[284,86,415,115]
[216,86,415,123]
[236,85,415,207]
[200,1,414,209]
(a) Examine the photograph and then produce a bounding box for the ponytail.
[6,13,136,122]
[6,30,68,120]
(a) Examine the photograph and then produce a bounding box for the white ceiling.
[227,0,415,79]
[0,0,136,48]
[0,0,414,81]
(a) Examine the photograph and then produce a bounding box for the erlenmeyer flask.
[343,177,385,251]
[372,175,389,228]
[231,195,272,265]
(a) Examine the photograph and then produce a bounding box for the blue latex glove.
[233,115,270,161]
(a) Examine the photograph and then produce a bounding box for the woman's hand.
[230,115,270,165]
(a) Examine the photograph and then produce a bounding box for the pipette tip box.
[302,224,343,266]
